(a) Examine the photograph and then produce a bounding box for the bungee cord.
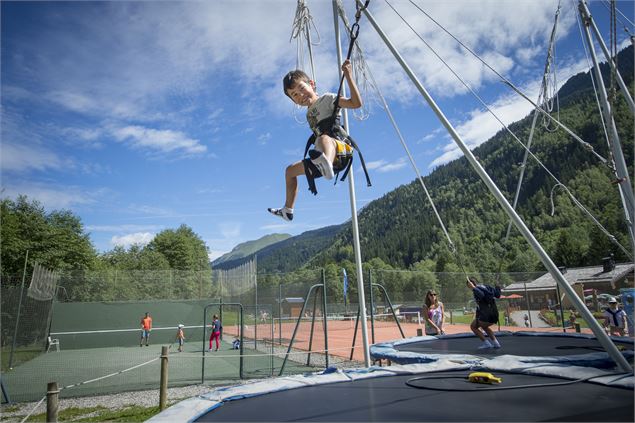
[290,0,321,124]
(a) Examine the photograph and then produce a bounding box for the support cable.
[406,0,611,167]
[337,0,469,275]
[385,0,632,260]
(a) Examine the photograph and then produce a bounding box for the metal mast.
[578,0,635,255]
[332,0,371,367]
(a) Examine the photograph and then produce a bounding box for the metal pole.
[555,281,567,333]
[350,306,361,360]
[361,2,632,372]
[306,288,319,366]
[202,302,243,382]
[368,268,375,344]
[46,381,59,423]
[321,268,330,368]
[278,283,283,345]
[9,250,28,370]
[159,346,168,410]
[523,282,533,328]
[254,255,258,350]
[579,1,635,254]
[333,0,370,368]
[580,1,635,114]
[279,284,321,375]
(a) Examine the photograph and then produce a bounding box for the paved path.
[510,310,551,328]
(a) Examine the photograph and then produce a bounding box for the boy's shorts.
[178,339,184,346]
[141,329,150,338]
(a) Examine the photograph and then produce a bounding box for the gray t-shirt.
[306,93,338,136]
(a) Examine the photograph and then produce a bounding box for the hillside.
[224,46,633,274]
[212,233,291,267]
[213,224,344,272]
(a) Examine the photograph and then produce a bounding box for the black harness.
[302,115,372,195]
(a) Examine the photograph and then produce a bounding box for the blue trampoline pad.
[195,369,634,422]
[393,332,634,357]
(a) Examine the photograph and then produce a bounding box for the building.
[501,262,634,310]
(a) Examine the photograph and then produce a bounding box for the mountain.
[212,233,291,267]
[221,45,634,274]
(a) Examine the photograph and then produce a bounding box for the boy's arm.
[337,59,362,109]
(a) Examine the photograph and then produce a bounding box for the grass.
[11,405,162,422]
[449,311,510,326]
[541,310,605,329]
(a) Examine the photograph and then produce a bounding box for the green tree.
[0,196,97,277]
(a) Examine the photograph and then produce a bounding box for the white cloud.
[219,222,241,239]
[111,232,155,248]
[110,125,206,156]
[1,182,97,210]
[1,142,66,174]
[428,56,593,168]
[208,250,227,262]
[258,132,272,145]
[87,224,163,233]
[365,157,408,173]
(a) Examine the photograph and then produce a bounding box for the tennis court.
[3,336,317,403]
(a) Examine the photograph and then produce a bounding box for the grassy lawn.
[448,311,511,326]
[542,310,605,329]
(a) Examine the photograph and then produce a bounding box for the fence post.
[159,346,168,410]
[47,381,59,423]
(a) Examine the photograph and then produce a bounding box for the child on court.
[140,312,152,347]
[175,324,185,352]
[268,59,362,222]
[467,277,502,349]
[209,314,222,352]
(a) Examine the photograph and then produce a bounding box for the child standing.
[603,297,628,336]
[467,277,502,349]
[209,314,221,352]
[268,59,362,222]
[175,324,185,352]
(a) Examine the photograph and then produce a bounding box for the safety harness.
[302,115,371,195]
[302,0,372,196]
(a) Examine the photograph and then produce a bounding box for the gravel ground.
[0,344,362,422]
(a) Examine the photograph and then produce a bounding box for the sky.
[2,0,633,261]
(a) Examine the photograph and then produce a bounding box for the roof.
[502,263,634,292]
[281,297,305,303]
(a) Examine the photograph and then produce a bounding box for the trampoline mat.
[394,335,634,357]
[196,370,634,422]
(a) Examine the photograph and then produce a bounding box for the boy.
[466,277,502,349]
[603,297,628,336]
[268,59,362,221]
[175,324,185,352]
[140,312,152,347]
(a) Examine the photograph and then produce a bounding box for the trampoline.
[149,332,634,422]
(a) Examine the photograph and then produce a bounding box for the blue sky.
[2,0,633,261]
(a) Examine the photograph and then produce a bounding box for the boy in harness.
[268,59,369,221]
[467,277,502,349]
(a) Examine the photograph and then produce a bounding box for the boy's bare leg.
[285,161,305,208]
[470,319,485,341]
